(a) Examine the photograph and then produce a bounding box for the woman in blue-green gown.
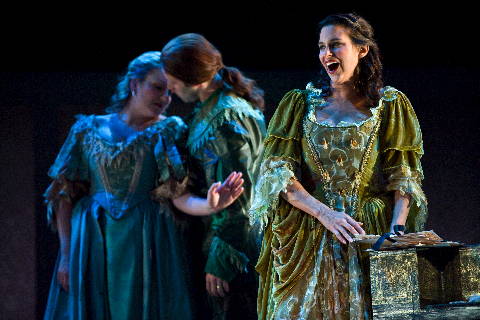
[43,51,245,320]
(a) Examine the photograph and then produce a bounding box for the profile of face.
[130,68,172,117]
[164,72,200,103]
[318,24,368,86]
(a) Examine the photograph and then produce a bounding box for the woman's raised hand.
[207,172,244,213]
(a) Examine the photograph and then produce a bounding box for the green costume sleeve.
[380,87,428,231]
[43,115,91,228]
[203,111,265,282]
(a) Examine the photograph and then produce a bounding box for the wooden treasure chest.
[355,232,480,319]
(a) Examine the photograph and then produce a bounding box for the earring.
[131,90,136,97]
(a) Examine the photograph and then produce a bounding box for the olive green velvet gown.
[250,84,428,320]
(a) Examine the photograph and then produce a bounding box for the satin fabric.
[43,115,193,320]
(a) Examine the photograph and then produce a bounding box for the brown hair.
[317,13,383,107]
[161,33,264,110]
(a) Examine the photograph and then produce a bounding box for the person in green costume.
[249,13,428,319]
[160,33,266,320]
[43,51,246,320]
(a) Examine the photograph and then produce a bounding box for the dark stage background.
[1,3,478,319]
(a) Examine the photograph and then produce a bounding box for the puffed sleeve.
[151,116,190,200]
[43,115,91,227]
[380,88,428,231]
[248,89,306,229]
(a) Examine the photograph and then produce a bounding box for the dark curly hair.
[160,33,264,110]
[316,13,383,107]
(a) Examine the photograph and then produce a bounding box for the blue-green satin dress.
[43,114,192,320]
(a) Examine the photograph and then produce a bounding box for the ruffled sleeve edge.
[44,115,92,228]
[152,116,190,200]
[385,165,427,208]
[204,236,250,282]
[248,157,296,229]
[43,175,89,229]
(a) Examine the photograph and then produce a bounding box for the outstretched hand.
[207,172,244,213]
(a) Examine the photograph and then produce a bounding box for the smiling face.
[318,24,368,86]
[131,68,171,117]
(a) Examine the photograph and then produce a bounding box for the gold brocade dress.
[249,84,428,320]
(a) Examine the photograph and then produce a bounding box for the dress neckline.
[305,82,382,128]
[92,113,166,146]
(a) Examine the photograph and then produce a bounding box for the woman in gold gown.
[250,13,428,319]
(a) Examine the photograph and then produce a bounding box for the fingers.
[206,274,215,296]
[208,182,222,194]
[215,279,229,297]
[332,223,353,244]
[230,179,244,196]
[229,172,243,187]
[57,272,69,292]
[207,182,221,209]
[218,173,244,197]
[346,216,366,235]
[222,172,237,188]
[231,178,244,191]
[64,276,69,292]
[330,213,366,244]
[342,218,359,236]
[231,172,243,187]
[206,274,221,297]
[216,280,226,297]
[206,274,229,298]
[338,226,354,243]
[222,280,230,294]
[221,172,243,189]
[216,172,244,194]
[223,171,237,185]
[333,229,347,244]
[231,187,244,200]
[343,216,366,237]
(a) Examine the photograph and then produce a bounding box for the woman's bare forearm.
[56,199,72,257]
[390,190,411,230]
[172,192,212,216]
[280,180,330,219]
[280,179,365,243]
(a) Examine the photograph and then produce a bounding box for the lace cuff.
[248,157,296,229]
[151,176,189,201]
[43,175,89,228]
[386,166,427,208]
